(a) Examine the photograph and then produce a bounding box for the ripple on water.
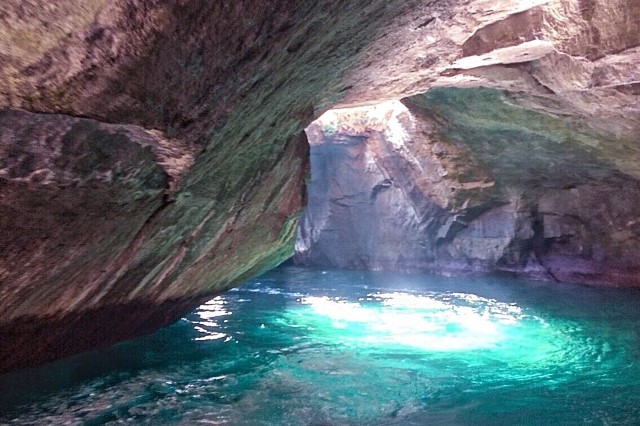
[3,267,640,425]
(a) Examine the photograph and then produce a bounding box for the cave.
[296,90,640,286]
[2,0,640,423]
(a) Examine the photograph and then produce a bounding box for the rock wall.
[0,0,427,372]
[296,89,640,286]
[1,0,639,371]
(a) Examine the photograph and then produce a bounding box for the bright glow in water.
[2,267,640,425]
[294,292,518,351]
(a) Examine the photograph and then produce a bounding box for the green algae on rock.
[1,0,640,372]
[296,88,640,286]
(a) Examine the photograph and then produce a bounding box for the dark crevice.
[415,17,434,29]
[530,212,560,283]
[370,178,393,202]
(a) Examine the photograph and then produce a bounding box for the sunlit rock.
[1,0,639,371]
[297,87,640,286]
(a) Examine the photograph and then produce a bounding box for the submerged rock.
[1,0,639,371]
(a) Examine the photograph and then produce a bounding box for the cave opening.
[3,0,640,422]
[295,87,640,288]
[5,89,640,424]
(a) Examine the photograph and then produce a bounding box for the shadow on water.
[2,266,640,424]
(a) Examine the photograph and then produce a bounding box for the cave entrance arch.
[293,87,640,287]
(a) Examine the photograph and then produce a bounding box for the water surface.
[2,267,640,424]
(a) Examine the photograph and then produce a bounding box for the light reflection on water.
[192,297,231,342]
[2,267,640,425]
[294,292,520,352]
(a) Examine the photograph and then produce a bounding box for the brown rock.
[1,0,639,371]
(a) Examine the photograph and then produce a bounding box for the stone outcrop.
[1,0,639,371]
[295,90,640,286]
[1,0,423,372]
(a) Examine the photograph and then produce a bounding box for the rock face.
[296,90,640,286]
[1,0,640,371]
[0,0,427,372]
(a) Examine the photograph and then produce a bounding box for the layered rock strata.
[296,89,640,286]
[1,0,419,372]
[1,0,639,371]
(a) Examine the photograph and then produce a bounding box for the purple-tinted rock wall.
[296,90,640,286]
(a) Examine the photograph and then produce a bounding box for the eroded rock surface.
[1,0,419,372]
[1,0,639,371]
[296,89,640,286]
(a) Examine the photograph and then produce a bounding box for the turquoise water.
[2,267,640,425]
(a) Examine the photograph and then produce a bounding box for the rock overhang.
[0,0,639,372]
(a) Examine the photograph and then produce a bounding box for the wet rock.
[296,89,640,286]
[1,0,640,371]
